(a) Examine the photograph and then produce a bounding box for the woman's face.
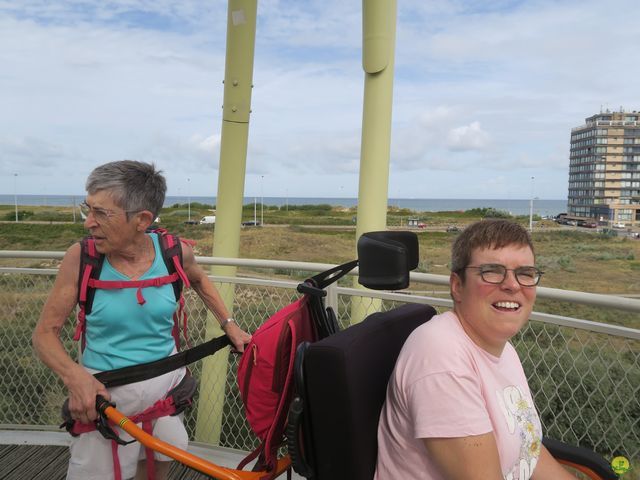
[450,244,537,356]
[83,190,139,254]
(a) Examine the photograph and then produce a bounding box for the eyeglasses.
[464,264,543,287]
[79,201,139,223]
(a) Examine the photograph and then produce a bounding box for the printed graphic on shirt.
[496,385,541,480]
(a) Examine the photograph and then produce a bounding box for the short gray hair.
[85,160,166,218]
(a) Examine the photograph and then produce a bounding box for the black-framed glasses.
[465,264,543,287]
[79,201,139,223]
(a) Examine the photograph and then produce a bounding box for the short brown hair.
[451,220,534,280]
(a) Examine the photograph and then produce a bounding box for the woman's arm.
[32,243,109,423]
[181,241,251,352]
[531,445,577,479]
[422,435,577,480]
[422,432,504,480]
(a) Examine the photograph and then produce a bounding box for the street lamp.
[13,173,18,222]
[529,176,535,231]
[187,178,191,222]
[254,197,257,224]
[260,175,264,226]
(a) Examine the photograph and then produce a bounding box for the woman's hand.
[222,321,252,353]
[65,364,110,424]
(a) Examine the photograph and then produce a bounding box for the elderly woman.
[375,220,577,480]
[33,160,251,480]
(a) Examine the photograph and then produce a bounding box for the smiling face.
[450,244,537,356]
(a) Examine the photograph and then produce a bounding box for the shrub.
[463,207,512,218]
[558,255,575,271]
[3,210,34,221]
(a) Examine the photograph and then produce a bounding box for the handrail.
[3,250,640,315]
[331,285,639,340]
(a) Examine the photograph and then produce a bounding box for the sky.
[0,0,638,200]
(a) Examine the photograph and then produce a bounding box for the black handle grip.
[95,394,112,415]
[286,396,314,479]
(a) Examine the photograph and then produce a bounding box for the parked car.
[581,222,597,228]
[183,219,199,225]
[199,215,216,225]
[241,220,261,227]
[446,225,460,232]
[612,222,626,229]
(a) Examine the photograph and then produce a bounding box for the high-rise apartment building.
[568,110,640,227]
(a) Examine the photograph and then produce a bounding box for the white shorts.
[66,366,188,480]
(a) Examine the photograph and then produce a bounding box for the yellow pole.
[195,0,257,444]
[351,0,398,324]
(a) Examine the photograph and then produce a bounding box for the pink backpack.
[237,295,319,479]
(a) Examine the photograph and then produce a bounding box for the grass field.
[1,202,639,328]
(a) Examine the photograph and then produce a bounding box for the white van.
[199,215,216,225]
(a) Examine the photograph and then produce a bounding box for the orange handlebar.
[99,400,291,480]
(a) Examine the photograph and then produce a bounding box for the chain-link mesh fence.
[1,266,638,475]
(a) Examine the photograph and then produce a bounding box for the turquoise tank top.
[82,233,179,371]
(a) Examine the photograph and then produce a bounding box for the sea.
[0,195,567,217]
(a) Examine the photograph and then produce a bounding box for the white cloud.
[193,133,221,154]
[1,136,66,165]
[0,0,637,199]
[446,122,490,152]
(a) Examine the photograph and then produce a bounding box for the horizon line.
[4,193,568,202]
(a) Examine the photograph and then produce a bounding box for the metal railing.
[0,251,638,469]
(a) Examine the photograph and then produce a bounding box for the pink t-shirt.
[375,311,542,480]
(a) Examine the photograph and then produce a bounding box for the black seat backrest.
[298,303,437,480]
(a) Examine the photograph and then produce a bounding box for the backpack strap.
[87,275,181,304]
[155,229,191,349]
[75,237,105,348]
[155,229,190,295]
[92,334,231,388]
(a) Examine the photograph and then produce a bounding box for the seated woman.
[375,219,576,480]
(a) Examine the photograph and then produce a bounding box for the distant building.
[568,109,640,227]
[406,217,426,229]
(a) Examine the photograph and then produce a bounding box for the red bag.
[237,295,318,479]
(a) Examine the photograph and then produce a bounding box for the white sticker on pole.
[232,10,246,25]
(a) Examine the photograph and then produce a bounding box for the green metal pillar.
[351,0,398,323]
[195,0,257,444]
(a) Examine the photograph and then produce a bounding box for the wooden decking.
[0,430,287,480]
[0,444,213,479]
